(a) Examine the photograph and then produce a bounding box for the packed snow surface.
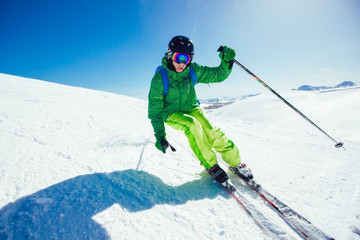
[0,73,359,239]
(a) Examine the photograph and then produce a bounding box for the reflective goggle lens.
[172,52,191,65]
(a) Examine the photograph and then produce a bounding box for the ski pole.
[218,46,344,148]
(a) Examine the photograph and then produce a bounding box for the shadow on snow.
[0,169,224,239]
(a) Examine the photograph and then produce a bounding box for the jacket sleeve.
[148,72,166,140]
[192,60,233,84]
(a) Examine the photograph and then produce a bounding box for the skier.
[148,35,253,183]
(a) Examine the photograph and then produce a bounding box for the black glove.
[218,46,236,69]
[155,137,176,154]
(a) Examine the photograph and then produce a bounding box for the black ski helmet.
[167,35,194,56]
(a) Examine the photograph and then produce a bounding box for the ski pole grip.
[217,45,233,69]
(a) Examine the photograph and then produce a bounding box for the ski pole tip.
[169,144,176,152]
[335,142,344,148]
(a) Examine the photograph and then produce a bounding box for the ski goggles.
[172,52,191,65]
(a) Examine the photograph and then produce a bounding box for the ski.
[220,180,297,240]
[230,168,335,240]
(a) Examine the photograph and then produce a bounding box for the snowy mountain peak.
[295,81,357,91]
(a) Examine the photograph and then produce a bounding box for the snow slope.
[208,87,360,142]
[0,73,359,240]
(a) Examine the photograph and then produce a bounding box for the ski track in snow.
[0,73,359,240]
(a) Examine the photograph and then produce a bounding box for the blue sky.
[1,0,359,99]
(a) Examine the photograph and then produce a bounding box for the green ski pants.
[166,108,241,169]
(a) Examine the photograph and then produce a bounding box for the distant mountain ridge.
[296,81,356,91]
[199,94,259,110]
[200,81,358,110]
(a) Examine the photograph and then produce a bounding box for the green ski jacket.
[148,56,233,140]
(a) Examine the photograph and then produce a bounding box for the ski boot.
[231,163,260,188]
[230,163,253,181]
[207,164,229,183]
